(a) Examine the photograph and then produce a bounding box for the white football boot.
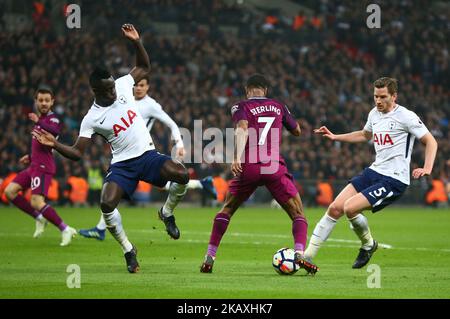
[60,226,77,246]
[33,217,48,238]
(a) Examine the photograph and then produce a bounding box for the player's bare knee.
[344,209,359,219]
[30,196,45,210]
[343,199,357,218]
[4,185,18,200]
[100,200,115,214]
[174,161,189,184]
[328,202,344,219]
[287,203,304,219]
[164,161,189,184]
[294,201,305,216]
[177,168,189,185]
[222,201,234,212]
[171,168,189,185]
[279,199,304,221]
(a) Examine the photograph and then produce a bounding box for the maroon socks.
[207,212,230,257]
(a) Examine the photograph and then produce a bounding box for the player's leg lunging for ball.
[157,159,189,239]
[100,181,138,273]
[200,192,243,273]
[6,177,76,246]
[304,183,356,261]
[277,196,318,274]
[304,183,378,269]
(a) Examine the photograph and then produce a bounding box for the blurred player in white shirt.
[134,76,217,198]
[304,77,438,268]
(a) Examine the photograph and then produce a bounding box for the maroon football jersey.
[31,112,62,174]
[231,97,297,164]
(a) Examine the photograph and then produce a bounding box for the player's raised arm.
[412,132,438,179]
[314,126,371,143]
[31,129,90,161]
[122,24,150,83]
[152,108,185,158]
[232,120,249,177]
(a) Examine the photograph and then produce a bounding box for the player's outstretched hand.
[19,154,30,165]
[28,113,39,123]
[31,129,56,147]
[412,168,431,179]
[231,160,243,177]
[314,126,336,140]
[122,24,140,41]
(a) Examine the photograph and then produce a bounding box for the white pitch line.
[179,238,449,253]
[168,230,394,249]
[144,229,450,252]
[2,231,448,253]
[180,238,383,249]
[326,238,393,249]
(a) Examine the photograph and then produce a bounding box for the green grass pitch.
[0,205,449,299]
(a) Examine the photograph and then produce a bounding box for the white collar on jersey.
[135,95,150,102]
[93,100,114,108]
[248,97,267,99]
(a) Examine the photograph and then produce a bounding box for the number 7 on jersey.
[258,117,275,145]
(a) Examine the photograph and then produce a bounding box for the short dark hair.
[246,73,270,90]
[373,77,398,95]
[138,74,150,85]
[89,67,112,88]
[34,85,54,99]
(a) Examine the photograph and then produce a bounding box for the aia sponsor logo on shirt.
[113,110,137,137]
[373,133,394,145]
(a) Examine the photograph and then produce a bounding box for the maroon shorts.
[13,166,53,197]
[229,161,298,204]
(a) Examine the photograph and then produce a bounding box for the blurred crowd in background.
[0,0,448,207]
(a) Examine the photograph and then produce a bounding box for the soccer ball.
[272,248,299,275]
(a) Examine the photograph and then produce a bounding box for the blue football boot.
[79,227,106,241]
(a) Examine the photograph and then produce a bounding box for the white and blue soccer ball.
[272,247,299,275]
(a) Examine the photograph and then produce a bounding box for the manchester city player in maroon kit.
[200,74,318,274]
[5,87,77,246]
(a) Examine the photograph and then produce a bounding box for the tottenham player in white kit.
[304,77,438,268]
[79,74,217,241]
[32,24,189,273]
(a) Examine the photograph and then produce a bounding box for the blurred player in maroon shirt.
[5,86,77,246]
[200,74,318,274]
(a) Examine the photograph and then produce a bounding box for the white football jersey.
[136,95,184,148]
[79,74,154,164]
[363,104,429,185]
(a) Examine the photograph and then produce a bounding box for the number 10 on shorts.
[31,177,41,190]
